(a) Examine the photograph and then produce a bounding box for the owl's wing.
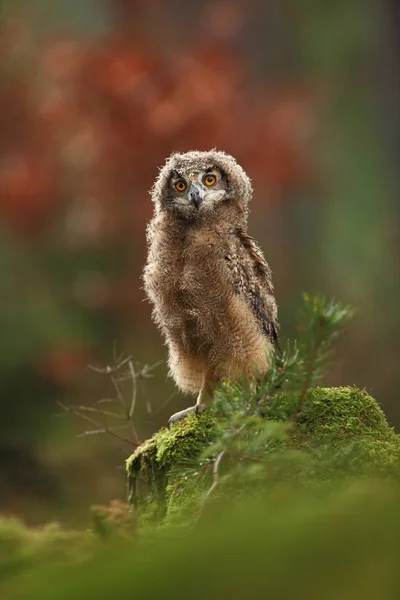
[235,228,280,347]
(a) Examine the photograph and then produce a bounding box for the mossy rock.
[126,410,216,522]
[293,387,400,478]
[126,386,400,523]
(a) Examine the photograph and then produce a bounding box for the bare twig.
[88,354,132,375]
[196,450,226,524]
[115,360,163,382]
[77,424,132,438]
[140,360,164,377]
[68,405,126,419]
[128,361,137,418]
[111,373,127,410]
[58,355,162,449]
[152,391,177,415]
[57,401,136,447]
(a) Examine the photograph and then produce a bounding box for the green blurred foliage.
[2,479,400,599]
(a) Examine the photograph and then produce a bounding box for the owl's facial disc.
[168,168,228,215]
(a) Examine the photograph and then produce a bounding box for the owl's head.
[151,150,253,220]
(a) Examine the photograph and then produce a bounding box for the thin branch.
[68,405,126,419]
[115,360,163,383]
[111,373,127,410]
[59,355,162,449]
[152,391,177,415]
[120,361,141,446]
[88,354,132,375]
[128,360,137,418]
[196,450,226,524]
[57,401,136,447]
[76,424,132,438]
[77,428,107,437]
[139,377,154,416]
[112,339,125,365]
[140,360,164,377]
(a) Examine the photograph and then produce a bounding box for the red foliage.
[0,153,56,232]
[0,10,315,229]
[0,4,316,331]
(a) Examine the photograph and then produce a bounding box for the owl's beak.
[190,186,203,210]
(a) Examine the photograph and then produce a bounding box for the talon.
[168,406,196,428]
[194,404,207,417]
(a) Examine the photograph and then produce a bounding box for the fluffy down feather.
[144,150,278,420]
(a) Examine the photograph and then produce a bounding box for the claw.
[168,404,208,428]
[168,406,196,428]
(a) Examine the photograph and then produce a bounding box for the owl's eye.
[203,174,217,187]
[175,180,187,192]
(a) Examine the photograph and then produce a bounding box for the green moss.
[291,387,400,478]
[126,387,400,523]
[296,386,392,439]
[126,410,215,522]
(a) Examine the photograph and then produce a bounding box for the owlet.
[143,150,278,426]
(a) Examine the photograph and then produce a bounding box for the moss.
[126,387,400,522]
[291,387,400,478]
[126,410,215,522]
[296,386,392,439]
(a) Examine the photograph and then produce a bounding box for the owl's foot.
[168,404,207,428]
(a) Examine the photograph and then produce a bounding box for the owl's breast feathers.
[144,217,279,353]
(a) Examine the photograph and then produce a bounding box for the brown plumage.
[143,150,278,425]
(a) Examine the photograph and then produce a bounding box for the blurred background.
[0,0,399,524]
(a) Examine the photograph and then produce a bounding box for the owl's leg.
[194,376,216,413]
[168,375,216,428]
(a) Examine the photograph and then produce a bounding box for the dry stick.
[77,425,132,438]
[57,401,136,447]
[88,355,132,375]
[68,405,126,419]
[196,450,226,524]
[133,361,163,417]
[140,360,164,376]
[114,361,163,382]
[152,391,177,416]
[127,361,141,446]
[140,378,154,416]
[196,423,248,524]
[80,358,162,447]
[95,359,142,445]
[111,373,127,409]
[128,361,137,418]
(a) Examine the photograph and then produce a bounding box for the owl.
[143,150,279,426]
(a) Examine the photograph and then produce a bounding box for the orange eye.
[204,174,216,187]
[175,180,187,192]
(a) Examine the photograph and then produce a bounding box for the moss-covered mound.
[126,387,400,522]
[126,409,216,519]
[293,387,400,478]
